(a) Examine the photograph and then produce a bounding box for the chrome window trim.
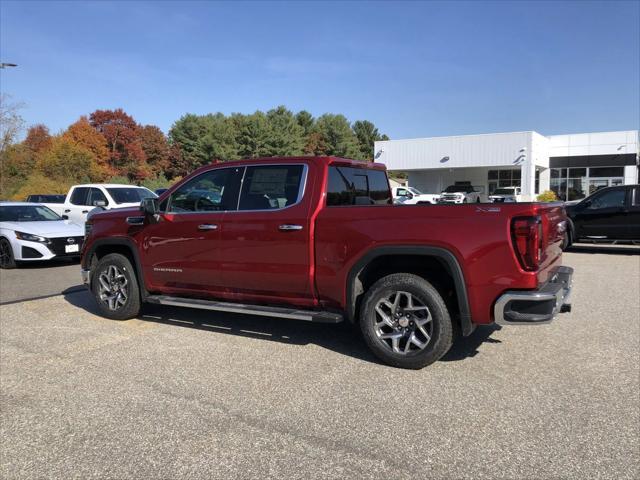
[163,163,308,215]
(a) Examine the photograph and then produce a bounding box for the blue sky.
[1,0,638,139]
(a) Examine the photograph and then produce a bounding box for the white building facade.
[375,130,639,201]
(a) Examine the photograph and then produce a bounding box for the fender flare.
[85,237,148,299]
[346,245,474,336]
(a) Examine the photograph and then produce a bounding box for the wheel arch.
[345,246,474,336]
[86,238,148,298]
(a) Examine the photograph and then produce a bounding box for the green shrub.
[537,190,558,202]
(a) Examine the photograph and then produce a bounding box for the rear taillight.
[511,216,542,271]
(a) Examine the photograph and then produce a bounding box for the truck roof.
[192,156,387,173]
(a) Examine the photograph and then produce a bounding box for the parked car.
[439,185,482,203]
[26,194,66,203]
[391,186,440,204]
[563,184,640,248]
[488,187,521,203]
[0,202,84,269]
[41,184,157,226]
[81,156,572,370]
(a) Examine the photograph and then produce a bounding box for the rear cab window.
[327,166,391,206]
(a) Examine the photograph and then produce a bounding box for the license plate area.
[65,244,79,253]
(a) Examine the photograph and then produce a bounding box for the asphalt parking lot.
[1,247,639,479]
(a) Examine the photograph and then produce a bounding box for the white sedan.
[0,202,84,269]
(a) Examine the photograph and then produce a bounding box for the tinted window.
[89,188,109,206]
[70,187,90,205]
[588,188,626,209]
[327,166,391,206]
[106,187,156,204]
[0,205,61,222]
[443,185,474,193]
[238,165,304,211]
[168,167,242,213]
[27,195,65,203]
[632,187,640,207]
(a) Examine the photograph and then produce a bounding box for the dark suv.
[564,184,640,247]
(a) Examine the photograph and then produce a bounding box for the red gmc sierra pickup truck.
[81,156,573,369]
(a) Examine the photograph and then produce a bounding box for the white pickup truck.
[391,186,441,205]
[488,186,521,203]
[438,185,483,204]
[40,184,156,225]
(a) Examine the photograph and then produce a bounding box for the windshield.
[408,187,422,195]
[493,188,515,195]
[106,187,156,204]
[443,185,473,193]
[0,205,62,222]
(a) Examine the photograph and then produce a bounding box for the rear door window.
[327,166,391,206]
[69,187,90,206]
[238,165,305,211]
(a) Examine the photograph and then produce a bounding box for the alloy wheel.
[373,291,433,354]
[0,240,12,268]
[97,265,129,311]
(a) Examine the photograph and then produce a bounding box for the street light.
[0,63,18,69]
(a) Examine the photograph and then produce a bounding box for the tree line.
[0,96,388,200]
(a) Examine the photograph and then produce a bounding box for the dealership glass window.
[550,167,625,201]
[487,169,520,194]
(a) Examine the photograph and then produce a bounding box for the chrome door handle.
[279,224,303,231]
[198,224,218,231]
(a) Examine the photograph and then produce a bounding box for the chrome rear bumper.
[494,266,573,325]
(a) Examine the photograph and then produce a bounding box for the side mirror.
[406,192,414,199]
[93,200,106,207]
[141,197,159,216]
[61,215,69,220]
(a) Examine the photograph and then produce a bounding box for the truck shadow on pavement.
[65,290,502,367]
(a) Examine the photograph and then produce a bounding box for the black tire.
[0,238,16,269]
[476,197,481,203]
[92,253,141,320]
[359,273,453,369]
[463,198,468,203]
[561,231,571,250]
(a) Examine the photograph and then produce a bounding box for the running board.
[146,295,343,323]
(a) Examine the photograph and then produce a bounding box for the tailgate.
[536,202,567,283]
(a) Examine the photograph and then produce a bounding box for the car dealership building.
[375,130,639,201]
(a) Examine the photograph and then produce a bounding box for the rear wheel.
[0,238,16,269]
[359,273,453,369]
[92,253,141,320]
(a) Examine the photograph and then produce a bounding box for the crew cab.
[42,184,156,225]
[81,157,573,369]
[392,186,440,205]
[564,184,640,247]
[439,184,482,203]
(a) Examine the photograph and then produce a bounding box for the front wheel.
[0,238,16,269]
[359,273,453,369]
[92,253,141,320]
